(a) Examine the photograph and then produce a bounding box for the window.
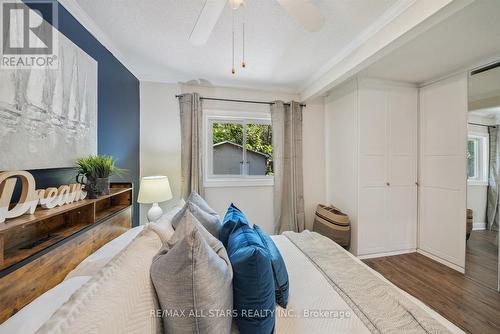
[467,133,489,185]
[205,112,273,187]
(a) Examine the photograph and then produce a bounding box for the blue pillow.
[220,203,249,247]
[254,225,289,308]
[227,223,275,334]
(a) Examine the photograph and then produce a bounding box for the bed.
[0,205,464,334]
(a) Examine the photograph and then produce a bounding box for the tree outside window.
[211,121,273,176]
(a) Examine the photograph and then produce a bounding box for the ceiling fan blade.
[189,0,227,45]
[275,0,325,32]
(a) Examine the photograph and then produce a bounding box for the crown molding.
[57,0,139,78]
[139,73,301,96]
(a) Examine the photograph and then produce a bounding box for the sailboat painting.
[0,31,97,170]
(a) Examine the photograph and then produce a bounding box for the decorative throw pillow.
[150,211,233,334]
[155,199,186,228]
[227,222,275,334]
[36,227,164,334]
[145,222,173,244]
[254,225,289,308]
[172,201,221,239]
[186,191,219,217]
[220,203,249,247]
[143,200,185,244]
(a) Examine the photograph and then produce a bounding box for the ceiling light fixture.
[231,9,235,74]
[190,0,324,75]
[230,0,245,75]
[242,4,246,69]
[189,0,324,46]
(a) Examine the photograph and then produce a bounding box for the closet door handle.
[386,182,390,186]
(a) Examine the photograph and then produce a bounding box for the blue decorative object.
[227,222,276,334]
[254,225,289,308]
[220,203,249,247]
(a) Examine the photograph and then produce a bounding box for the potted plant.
[75,155,124,199]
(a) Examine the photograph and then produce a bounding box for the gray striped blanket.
[283,231,452,334]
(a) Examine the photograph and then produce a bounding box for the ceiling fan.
[189,0,325,46]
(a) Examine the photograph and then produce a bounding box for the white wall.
[325,79,359,253]
[302,97,326,230]
[139,82,182,224]
[468,185,487,229]
[140,82,326,233]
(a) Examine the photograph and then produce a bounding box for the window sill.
[204,178,274,188]
[467,180,488,186]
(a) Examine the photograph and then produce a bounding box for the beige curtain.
[271,101,305,234]
[488,126,500,231]
[178,93,204,199]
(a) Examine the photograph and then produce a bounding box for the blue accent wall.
[22,0,141,225]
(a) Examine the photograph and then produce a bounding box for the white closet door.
[419,73,468,270]
[387,86,417,251]
[358,81,389,255]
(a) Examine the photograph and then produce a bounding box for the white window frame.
[467,132,489,186]
[203,109,274,188]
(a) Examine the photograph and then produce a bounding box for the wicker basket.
[466,209,473,241]
[313,204,351,248]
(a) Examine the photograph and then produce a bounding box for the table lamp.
[137,176,173,222]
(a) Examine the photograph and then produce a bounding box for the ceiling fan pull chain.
[242,5,246,68]
[231,9,236,75]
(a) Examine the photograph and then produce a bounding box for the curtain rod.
[468,122,496,127]
[175,95,306,107]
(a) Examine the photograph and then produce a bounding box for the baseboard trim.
[357,248,416,260]
[473,222,486,230]
[417,249,465,273]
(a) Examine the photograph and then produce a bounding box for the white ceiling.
[469,107,500,120]
[361,0,500,85]
[72,0,402,92]
[470,65,500,102]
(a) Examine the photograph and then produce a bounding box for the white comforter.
[1,226,464,334]
[273,235,463,334]
[273,235,370,333]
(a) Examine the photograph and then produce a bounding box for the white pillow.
[0,276,91,334]
[65,226,144,279]
[36,228,163,334]
[65,200,185,280]
[155,199,186,228]
[146,200,186,243]
[145,222,174,244]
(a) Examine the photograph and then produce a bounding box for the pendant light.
[229,0,245,74]
[241,2,246,68]
[231,9,235,74]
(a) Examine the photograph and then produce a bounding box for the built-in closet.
[418,73,468,271]
[325,78,418,257]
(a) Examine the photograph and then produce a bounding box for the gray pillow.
[150,211,233,334]
[187,191,219,216]
[172,201,221,239]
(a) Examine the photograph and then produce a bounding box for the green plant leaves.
[75,155,126,179]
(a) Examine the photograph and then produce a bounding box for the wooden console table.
[0,183,133,323]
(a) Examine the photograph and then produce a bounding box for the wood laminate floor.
[466,229,498,290]
[364,253,500,334]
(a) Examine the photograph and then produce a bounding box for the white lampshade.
[137,176,173,204]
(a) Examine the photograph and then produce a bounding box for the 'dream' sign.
[0,171,87,223]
